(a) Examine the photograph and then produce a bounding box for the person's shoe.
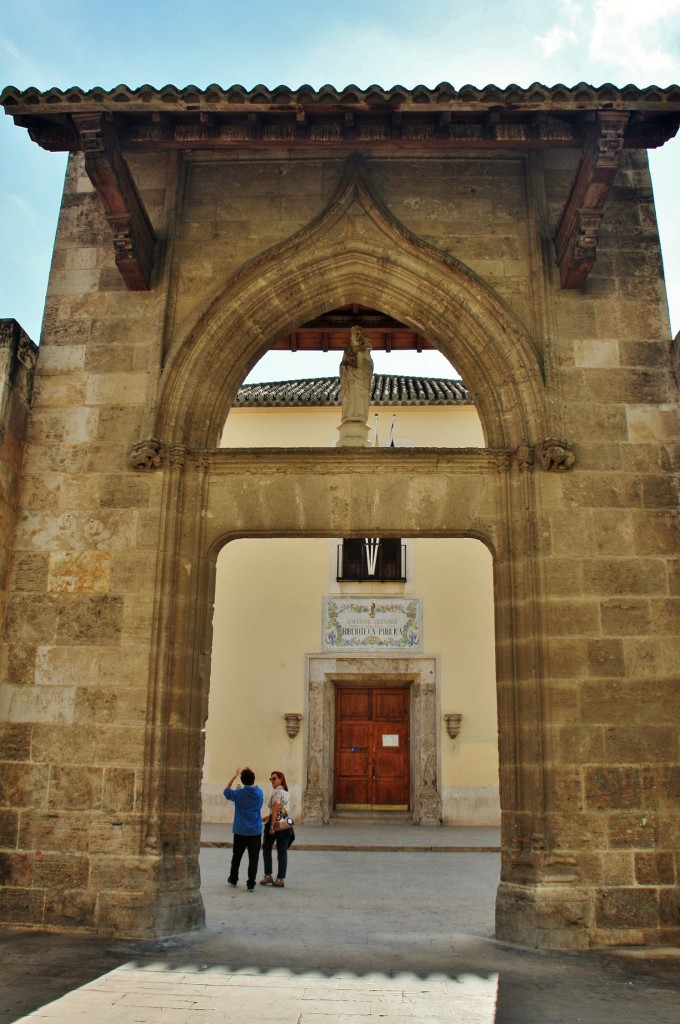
[259,875,273,885]
[246,884,256,892]
[227,880,237,888]
[272,878,285,887]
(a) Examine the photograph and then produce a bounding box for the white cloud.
[535,25,578,58]
[589,0,680,80]
[0,33,22,61]
[533,0,680,81]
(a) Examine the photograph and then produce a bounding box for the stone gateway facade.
[0,82,679,949]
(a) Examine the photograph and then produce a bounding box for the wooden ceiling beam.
[71,113,156,291]
[553,111,629,289]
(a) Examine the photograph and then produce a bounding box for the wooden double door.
[334,686,410,809]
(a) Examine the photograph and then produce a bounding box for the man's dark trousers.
[228,833,262,890]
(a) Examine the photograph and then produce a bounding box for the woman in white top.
[260,770,292,887]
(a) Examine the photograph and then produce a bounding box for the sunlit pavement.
[1,834,679,1023]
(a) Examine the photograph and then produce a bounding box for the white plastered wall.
[202,401,499,826]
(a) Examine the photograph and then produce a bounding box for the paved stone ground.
[1,833,679,1023]
[201,822,501,851]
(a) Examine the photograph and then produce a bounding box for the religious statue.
[336,327,373,447]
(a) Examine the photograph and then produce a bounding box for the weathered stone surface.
[0,809,19,847]
[19,811,91,852]
[600,598,652,636]
[101,768,136,812]
[635,851,676,885]
[31,724,97,764]
[9,553,49,592]
[32,852,90,889]
[44,889,97,929]
[0,851,33,886]
[47,766,103,811]
[595,887,659,929]
[608,813,659,849]
[0,722,31,760]
[0,763,49,809]
[88,814,144,855]
[604,726,679,763]
[0,887,45,924]
[600,851,635,885]
[47,551,112,594]
[5,595,58,645]
[584,767,646,811]
[586,639,625,677]
[55,595,124,644]
[0,95,678,951]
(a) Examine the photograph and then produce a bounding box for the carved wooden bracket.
[72,114,156,290]
[553,111,629,289]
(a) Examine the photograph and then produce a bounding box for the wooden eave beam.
[553,111,629,289]
[9,107,679,156]
[71,114,156,290]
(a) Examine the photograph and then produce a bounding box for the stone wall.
[0,142,678,947]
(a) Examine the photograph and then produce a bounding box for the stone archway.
[2,84,676,954]
[130,159,588,947]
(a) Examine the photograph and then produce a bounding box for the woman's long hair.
[272,770,288,792]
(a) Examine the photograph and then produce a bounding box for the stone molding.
[0,319,38,408]
[302,655,441,825]
[129,441,575,474]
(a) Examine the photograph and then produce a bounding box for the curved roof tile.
[3,81,680,113]
[234,375,472,408]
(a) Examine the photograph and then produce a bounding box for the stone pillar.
[0,320,37,630]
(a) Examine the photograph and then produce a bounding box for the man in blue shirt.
[223,767,264,892]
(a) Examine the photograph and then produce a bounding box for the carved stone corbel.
[129,438,164,471]
[539,437,576,472]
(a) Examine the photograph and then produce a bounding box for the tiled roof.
[234,375,471,408]
[3,82,680,112]
[5,83,677,157]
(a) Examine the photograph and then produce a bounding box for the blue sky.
[1,0,678,382]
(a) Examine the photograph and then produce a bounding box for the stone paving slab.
[200,822,501,852]
[1,845,679,1024]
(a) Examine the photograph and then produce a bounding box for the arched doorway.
[142,164,585,948]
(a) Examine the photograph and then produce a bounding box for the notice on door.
[382,734,399,747]
[322,597,423,651]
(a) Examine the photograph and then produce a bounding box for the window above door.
[337,538,406,582]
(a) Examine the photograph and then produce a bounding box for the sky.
[1,0,678,384]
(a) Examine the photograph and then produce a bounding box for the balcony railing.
[336,540,407,582]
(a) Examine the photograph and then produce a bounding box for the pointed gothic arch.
[155,159,549,450]
[138,158,568,944]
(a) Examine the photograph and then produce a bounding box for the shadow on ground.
[0,848,678,1023]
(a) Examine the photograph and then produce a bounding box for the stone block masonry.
[0,82,678,947]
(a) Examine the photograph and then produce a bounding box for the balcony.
[337,539,406,583]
